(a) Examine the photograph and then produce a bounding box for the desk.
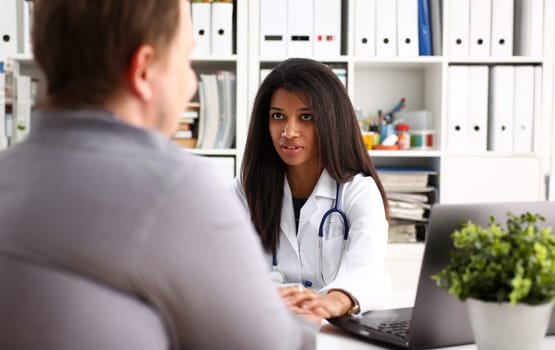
[317,326,555,349]
[316,288,555,349]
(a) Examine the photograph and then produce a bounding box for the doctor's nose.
[281,122,299,139]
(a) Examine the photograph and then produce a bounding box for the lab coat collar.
[280,170,338,252]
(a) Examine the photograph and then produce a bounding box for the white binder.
[191,2,211,56]
[447,66,469,152]
[287,0,313,57]
[211,2,233,56]
[488,66,514,152]
[533,66,542,154]
[260,0,287,57]
[0,73,6,150]
[0,1,18,58]
[313,0,341,58]
[514,0,544,56]
[396,0,419,57]
[467,66,489,152]
[13,75,32,143]
[469,0,491,57]
[513,66,534,153]
[490,0,513,57]
[447,0,470,56]
[354,0,376,57]
[376,0,397,57]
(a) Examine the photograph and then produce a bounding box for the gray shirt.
[0,109,317,350]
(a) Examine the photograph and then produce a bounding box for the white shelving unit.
[244,0,555,205]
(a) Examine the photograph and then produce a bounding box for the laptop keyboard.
[375,320,411,339]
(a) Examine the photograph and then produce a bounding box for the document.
[490,0,514,57]
[0,1,18,58]
[287,0,313,57]
[313,0,341,57]
[260,0,287,57]
[447,65,469,152]
[467,66,489,152]
[191,2,211,56]
[469,0,491,57]
[397,0,419,57]
[417,0,431,56]
[513,66,534,153]
[354,0,376,57]
[514,0,543,56]
[211,1,233,56]
[376,0,397,56]
[488,66,515,152]
[447,0,470,56]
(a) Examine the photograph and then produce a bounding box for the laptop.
[328,201,555,349]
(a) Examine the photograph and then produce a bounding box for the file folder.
[488,66,514,152]
[354,0,376,57]
[376,0,397,57]
[191,2,211,56]
[13,75,32,143]
[397,0,419,57]
[467,66,489,152]
[429,0,442,55]
[211,2,233,56]
[533,66,542,154]
[490,0,513,57]
[514,0,544,56]
[513,66,534,153]
[417,0,431,56]
[313,0,341,57]
[447,0,470,56]
[469,0,491,57]
[447,66,469,152]
[259,0,287,57]
[0,72,6,149]
[287,0,313,57]
[0,1,18,58]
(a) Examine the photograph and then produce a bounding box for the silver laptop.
[329,201,555,349]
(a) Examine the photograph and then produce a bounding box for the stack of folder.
[259,0,342,58]
[447,65,540,153]
[196,71,236,150]
[377,167,437,243]
[191,0,234,57]
[447,0,544,57]
[353,0,441,57]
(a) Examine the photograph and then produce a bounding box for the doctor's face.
[269,88,320,173]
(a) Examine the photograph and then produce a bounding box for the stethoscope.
[269,182,350,287]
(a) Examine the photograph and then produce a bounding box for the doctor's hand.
[279,286,352,322]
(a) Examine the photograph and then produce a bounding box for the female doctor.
[233,58,391,320]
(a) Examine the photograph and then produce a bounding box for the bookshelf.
[2,1,555,216]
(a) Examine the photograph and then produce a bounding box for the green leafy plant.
[432,212,555,305]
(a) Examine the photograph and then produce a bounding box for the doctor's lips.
[279,141,304,151]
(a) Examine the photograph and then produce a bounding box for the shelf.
[192,55,237,62]
[369,150,441,158]
[182,149,237,157]
[447,56,544,64]
[258,56,349,64]
[354,56,443,68]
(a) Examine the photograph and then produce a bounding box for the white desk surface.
[316,288,555,349]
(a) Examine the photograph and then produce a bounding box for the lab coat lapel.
[280,179,299,257]
[297,170,336,241]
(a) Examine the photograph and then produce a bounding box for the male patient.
[0,1,318,349]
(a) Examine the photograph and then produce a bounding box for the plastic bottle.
[396,123,410,150]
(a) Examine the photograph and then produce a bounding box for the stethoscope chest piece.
[269,268,285,284]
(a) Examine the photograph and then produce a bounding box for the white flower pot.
[466,298,553,350]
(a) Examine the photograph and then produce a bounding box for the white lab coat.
[233,170,391,312]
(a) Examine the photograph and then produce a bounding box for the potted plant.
[432,211,555,350]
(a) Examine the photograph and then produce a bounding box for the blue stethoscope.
[269,183,350,287]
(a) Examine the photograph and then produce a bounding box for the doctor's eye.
[300,114,314,121]
[271,112,285,120]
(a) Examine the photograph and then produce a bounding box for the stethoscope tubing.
[272,182,350,286]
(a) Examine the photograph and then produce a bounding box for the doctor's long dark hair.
[241,58,389,254]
